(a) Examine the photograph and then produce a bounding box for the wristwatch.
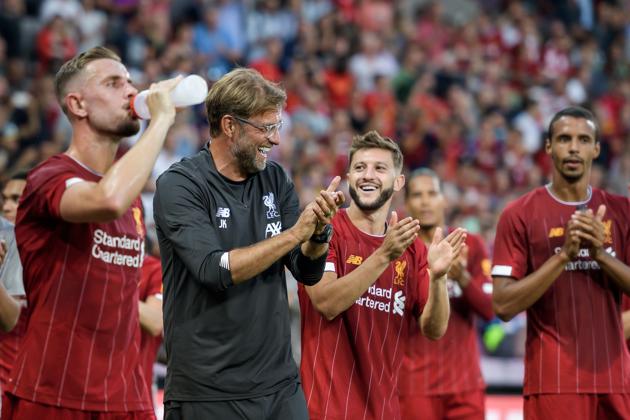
[310,223,333,244]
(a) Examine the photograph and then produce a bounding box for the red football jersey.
[0,307,27,390]
[399,231,493,396]
[138,255,163,398]
[299,209,428,420]
[622,295,630,351]
[492,186,630,395]
[11,154,151,411]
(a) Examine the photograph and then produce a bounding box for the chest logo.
[132,207,144,236]
[265,221,282,238]
[394,260,406,286]
[548,227,564,238]
[603,219,612,244]
[263,192,280,219]
[216,207,231,218]
[346,255,363,265]
[393,290,406,316]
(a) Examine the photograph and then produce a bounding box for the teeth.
[258,147,270,156]
[360,186,377,191]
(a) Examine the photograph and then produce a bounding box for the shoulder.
[498,188,543,222]
[156,150,208,189]
[28,154,77,182]
[262,161,292,185]
[595,188,629,210]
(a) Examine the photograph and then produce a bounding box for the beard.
[554,155,585,184]
[349,184,394,212]
[231,134,266,174]
[95,116,140,139]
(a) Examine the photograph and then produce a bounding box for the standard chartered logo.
[91,229,144,268]
[393,290,405,316]
[355,285,406,317]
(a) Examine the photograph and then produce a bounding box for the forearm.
[99,116,173,214]
[305,250,391,320]
[623,310,630,340]
[493,253,568,321]
[461,276,494,321]
[0,287,20,332]
[138,299,163,337]
[229,227,304,284]
[419,273,449,340]
[594,252,630,295]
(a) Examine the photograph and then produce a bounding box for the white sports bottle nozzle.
[131,74,208,119]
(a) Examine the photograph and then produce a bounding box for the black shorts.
[164,381,308,420]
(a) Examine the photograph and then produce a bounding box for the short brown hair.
[55,46,121,115]
[205,68,287,137]
[348,130,404,171]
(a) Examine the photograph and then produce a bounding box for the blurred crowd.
[1,0,630,359]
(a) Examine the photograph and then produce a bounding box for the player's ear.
[394,173,405,192]
[545,137,552,155]
[594,140,600,159]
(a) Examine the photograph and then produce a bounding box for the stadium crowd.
[1,0,630,415]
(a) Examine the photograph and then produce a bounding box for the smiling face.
[70,58,140,138]
[347,147,404,212]
[230,109,282,174]
[546,116,599,184]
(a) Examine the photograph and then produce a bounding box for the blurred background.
[2,0,630,418]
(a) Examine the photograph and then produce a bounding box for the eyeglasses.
[232,115,283,137]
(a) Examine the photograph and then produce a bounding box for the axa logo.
[263,192,280,219]
[548,227,564,238]
[394,260,406,286]
[346,255,363,265]
[392,290,405,317]
[265,221,282,238]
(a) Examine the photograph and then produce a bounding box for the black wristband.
[309,224,333,244]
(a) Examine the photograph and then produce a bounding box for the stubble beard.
[349,185,394,212]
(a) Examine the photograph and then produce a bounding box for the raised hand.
[311,176,345,233]
[428,227,467,279]
[378,211,420,261]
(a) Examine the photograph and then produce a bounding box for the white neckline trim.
[544,183,592,205]
[66,154,103,177]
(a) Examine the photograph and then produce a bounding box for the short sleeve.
[491,204,528,279]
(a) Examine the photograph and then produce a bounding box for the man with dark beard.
[298,130,466,420]
[154,68,344,420]
[4,47,178,419]
[492,106,630,419]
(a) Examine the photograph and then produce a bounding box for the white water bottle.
[131,74,209,119]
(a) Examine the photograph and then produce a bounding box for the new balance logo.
[346,255,363,265]
[265,221,282,238]
[548,227,564,238]
[216,207,231,218]
[392,290,405,317]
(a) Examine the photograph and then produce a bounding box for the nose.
[569,137,580,152]
[267,130,280,145]
[126,82,139,98]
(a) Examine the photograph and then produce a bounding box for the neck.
[65,125,120,174]
[209,136,247,181]
[346,201,390,235]
[419,226,435,244]
[548,172,591,202]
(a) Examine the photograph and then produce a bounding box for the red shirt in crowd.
[399,231,494,396]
